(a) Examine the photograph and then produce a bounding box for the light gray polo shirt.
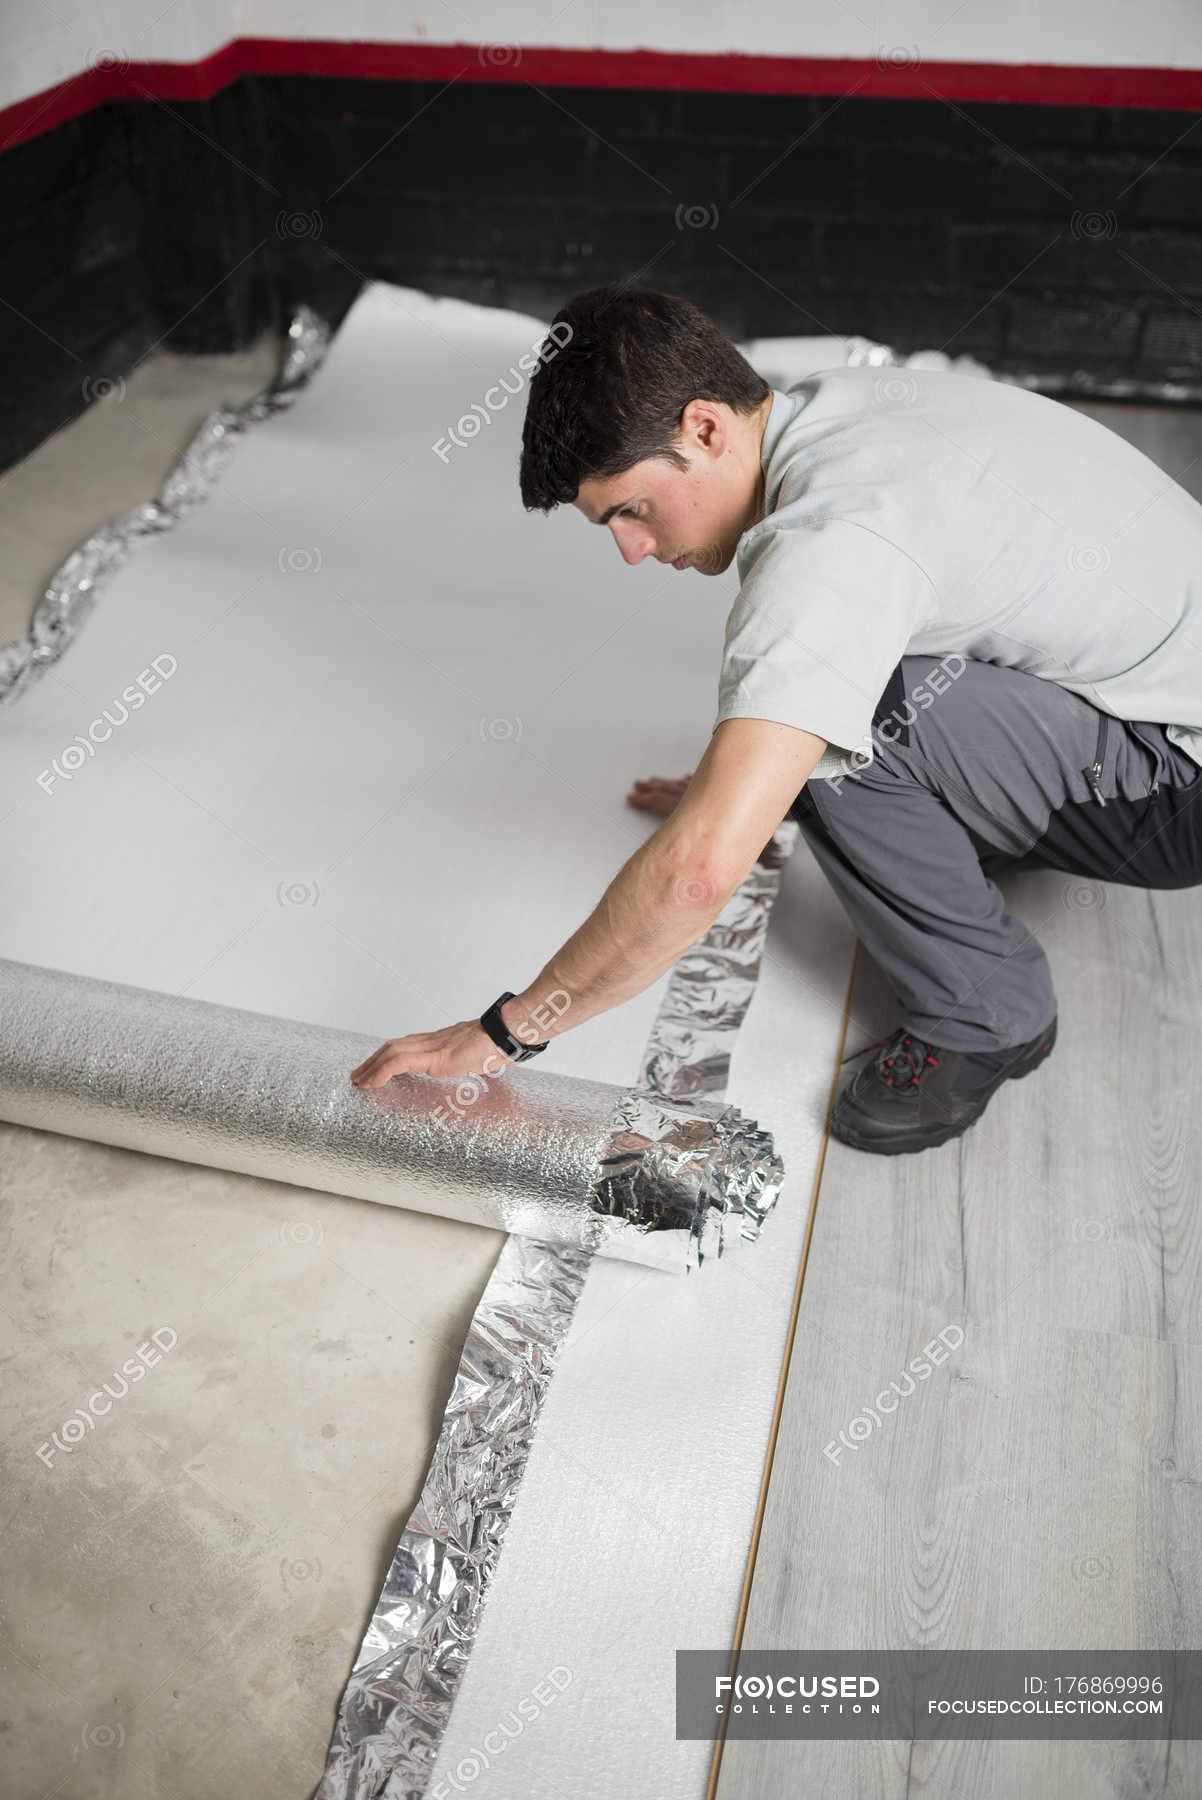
[713,367,1202,780]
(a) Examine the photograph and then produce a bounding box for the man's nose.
[610,522,655,565]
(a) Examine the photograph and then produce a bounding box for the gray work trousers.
[790,655,1202,1052]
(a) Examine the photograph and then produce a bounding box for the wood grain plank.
[716,856,1202,1799]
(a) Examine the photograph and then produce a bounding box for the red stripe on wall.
[4,38,1201,153]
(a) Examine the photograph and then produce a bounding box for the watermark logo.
[36,654,177,794]
[823,1325,964,1465]
[1070,209,1118,241]
[1072,1553,1114,1582]
[872,371,919,408]
[82,373,126,404]
[1071,1215,1117,1244]
[825,653,966,793]
[278,546,323,573]
[36,1329,178,1468]
[82,1721,126,1749]
[280,1556,323,1590]
[478,43,521,69]
[430,1666,573,1796]
[277,879,320,907]
[279,1220,324,1247]
[432,990,572,1122]
[675,202,719,231]
[276,210,323,240]
[688,541,726,574]
[433,323,574,462]
[1066,544,1112,574]
[479,715,522,743]
[875,45,920,68]
[672,872,722,908]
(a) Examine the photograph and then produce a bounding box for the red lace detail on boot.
[864,1031,941,1087]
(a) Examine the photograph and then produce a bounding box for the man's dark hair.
[519,283,771,513]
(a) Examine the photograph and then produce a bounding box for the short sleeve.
[713,517,936,768]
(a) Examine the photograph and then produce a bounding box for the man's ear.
[680,398,720,453]
[695,403,733,461]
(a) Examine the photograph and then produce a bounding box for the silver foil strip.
[636,826,801,1268]
[312,1233,592,1800]
[638,825,800,1105]
[0,306,331,708]
[0,956,784,1276]
[313,824,800,1798]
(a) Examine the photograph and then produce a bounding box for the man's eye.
[621,506,639,519]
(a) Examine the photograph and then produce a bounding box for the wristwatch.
[479,991,550,1063]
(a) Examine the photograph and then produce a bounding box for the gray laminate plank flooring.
[717,398,1202,1800]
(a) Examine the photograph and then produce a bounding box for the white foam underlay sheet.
[1,284,859,1797]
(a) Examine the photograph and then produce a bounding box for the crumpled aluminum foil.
[0,306,330,707]
[312,1233,593,1800]
[636,848,794,1105]
[312,821,799,1798]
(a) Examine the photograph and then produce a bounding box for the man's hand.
[351,1019,511,1089]
[627,772,692,815]
[626,771,788,869]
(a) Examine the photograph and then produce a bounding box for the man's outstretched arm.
[350,716,828,1088]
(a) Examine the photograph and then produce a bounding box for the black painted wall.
[3,70,1202,472]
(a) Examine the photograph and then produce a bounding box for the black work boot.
[830,1017,1058,1155]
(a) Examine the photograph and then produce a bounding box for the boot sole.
[830,1018,1058,1156]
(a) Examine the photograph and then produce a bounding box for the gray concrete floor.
[1,1124,507,1798]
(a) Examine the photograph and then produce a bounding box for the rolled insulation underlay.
[0,956,785,1273]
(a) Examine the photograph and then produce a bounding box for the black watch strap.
[479,990,549,1063]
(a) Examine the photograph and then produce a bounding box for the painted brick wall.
[3,73,1201,470]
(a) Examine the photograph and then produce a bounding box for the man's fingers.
[626,772,693,813]
[352,1056,406,1087]
[352,1023,498,1090]
[357,1058,433,1088]
[352,1039,428,1086]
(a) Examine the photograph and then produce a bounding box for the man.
[353,284,1202,1156]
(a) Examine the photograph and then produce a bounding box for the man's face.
[572,398,765,577]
